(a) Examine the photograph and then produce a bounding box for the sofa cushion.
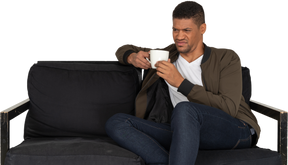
[5,137,281,165]
[241,67,252,104]
[196,147,282,165]
[4,137,145,165]
[25,61,140,138]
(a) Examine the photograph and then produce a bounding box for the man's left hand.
[155,59,184,88]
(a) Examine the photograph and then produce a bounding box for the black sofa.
[1,61,286,165]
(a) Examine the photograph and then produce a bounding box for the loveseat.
[1,61,286,165]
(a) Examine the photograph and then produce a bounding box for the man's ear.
[202,23,209,37]
[200,23,206,35]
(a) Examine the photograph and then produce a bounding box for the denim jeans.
[105,102,252,165]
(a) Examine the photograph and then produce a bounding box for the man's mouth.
[176,41,187,47]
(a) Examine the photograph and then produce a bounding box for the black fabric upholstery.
[241,67,252,104]
[25,61,140,138]
[196,148,282,165]
[5,62,282,165]
[5,138,281,165]
[4,137,145,165]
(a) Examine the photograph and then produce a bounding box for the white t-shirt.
[165,54,203,107]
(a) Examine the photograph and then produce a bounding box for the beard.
[176,44,192,54]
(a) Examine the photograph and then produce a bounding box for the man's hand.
[127,51,151,69]
[155,59,184,88]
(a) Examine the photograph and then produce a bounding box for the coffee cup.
[147,50,169,69]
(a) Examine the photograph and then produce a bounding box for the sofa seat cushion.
[5,137,145,165]
[5,137,281,165]
[196,147,282,165]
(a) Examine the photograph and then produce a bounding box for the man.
[105,1,260,165]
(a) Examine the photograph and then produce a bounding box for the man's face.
[172,18,205,55]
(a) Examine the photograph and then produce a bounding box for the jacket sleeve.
[115,45,152,65]
[178,50,242,117]
[112,41,177,65]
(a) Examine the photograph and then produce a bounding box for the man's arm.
[123,52,137,64]
[112,41,177,65]
[179,51,242,117]
[112,41,151,65]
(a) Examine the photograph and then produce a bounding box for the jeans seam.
[232,140,240,149]
[241,136,251,142]
[238,120,247,128]
[232,135,251,149]
[197,117,250,150]
[125,118,132,126]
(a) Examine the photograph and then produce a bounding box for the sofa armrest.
[0,99,29,165]
[250,100,287,165]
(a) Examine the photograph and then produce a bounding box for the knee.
[105,113,129,137]
[173,102,197,116]
[172,102,202,123]
[175,102,190,108]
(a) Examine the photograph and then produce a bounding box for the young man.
[105,1,260,165]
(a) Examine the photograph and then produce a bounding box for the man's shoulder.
[209,46,239,59]
[209,44,242,54]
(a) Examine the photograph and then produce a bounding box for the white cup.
[148,50,169,69]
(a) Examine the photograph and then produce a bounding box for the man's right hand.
[127,51,151,69]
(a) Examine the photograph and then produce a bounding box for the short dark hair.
[173,1,205,27]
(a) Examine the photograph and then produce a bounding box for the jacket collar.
[201,43,211,64]
[171,43,211,64]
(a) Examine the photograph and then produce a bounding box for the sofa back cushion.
[241,67,252,104]
[25,61,141,138]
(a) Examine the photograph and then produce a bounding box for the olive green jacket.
[116,43,260,143]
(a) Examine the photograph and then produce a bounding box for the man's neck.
[180,43,204,63]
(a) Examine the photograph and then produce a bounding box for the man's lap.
[172,102,252,149]
[106,101,252,151]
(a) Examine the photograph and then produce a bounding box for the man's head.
[172,1,206,56]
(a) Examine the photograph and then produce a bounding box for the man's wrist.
[127,53,136,64]
[176,77,185,88]
[177,79,195,96]
[123,50,135,65]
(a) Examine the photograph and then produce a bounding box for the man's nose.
[176,31,185,40]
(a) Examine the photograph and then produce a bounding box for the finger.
[156,68,166,75]
[142,57,151,65]
[157,61,170,69]
[141,64,150,70]
[161,61,171,68]
[155,61,163,68]
[141,56,152,68]
[144,59,151,68]
[156,70,165,79]
[140,58,151,68]
[155,62,165,69]
[139,51,150,58]
[137,60,146,68]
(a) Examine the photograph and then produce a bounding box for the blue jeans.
[105,102,252,165]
